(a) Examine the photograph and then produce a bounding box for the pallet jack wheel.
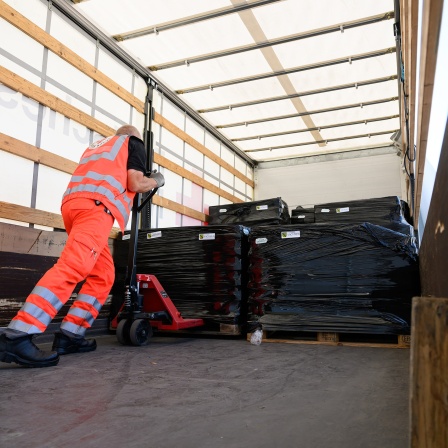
[129,319,153,346]
[116,318,132,345]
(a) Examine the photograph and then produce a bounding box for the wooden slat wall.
[0,65,114,137]
[0,0,145,113]
[0,0,254,186]
[412,0,444,222]
[0,132,243,228]
[419,114,448,297]
[0,1,253,229]
[398,0,419,220]
[154,113,254,187]
[410,297,448,448]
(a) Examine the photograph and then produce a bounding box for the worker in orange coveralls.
[0,125,164,368]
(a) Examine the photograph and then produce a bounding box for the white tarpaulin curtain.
[73,0,400,162]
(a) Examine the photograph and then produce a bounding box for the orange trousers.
[8,198,115,336]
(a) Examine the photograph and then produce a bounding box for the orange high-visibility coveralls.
[8,135,136,337]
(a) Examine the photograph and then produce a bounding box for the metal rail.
[176,48,397,94]
[245,129,400,153]
[151,12,394,71]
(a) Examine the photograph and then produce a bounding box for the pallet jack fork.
[111,187,204,346]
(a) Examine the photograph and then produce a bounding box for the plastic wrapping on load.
[400,199,413,225]
[314,196,407,225]
[247,223,419,334]
[381,221,415,237]
[259,298,411,334]
[291,206,315,224]
[313,196,415,239]
[208,197,290,226]
[112,225,249,330]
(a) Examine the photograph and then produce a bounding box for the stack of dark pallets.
[246,197,419,346]
[112,225,249,334]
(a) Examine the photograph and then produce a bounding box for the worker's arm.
[127,169,165,193]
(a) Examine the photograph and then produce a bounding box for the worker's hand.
[147,170,165,188]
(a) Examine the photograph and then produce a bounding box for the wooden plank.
[400,0,419,219]
[0,221,117,257]
[419,113,448,296]
[219,324,241,335]
[1,132,246,206]
[0,198,209,230]
[0,201,121,238]
[152,196,209,223]
[0,191,207,231]
[154,152,244,204]
[0,222,67,256]
[413,0,444,221]
[0,65,115,137]
[1,0,254,190]
[410,297,448,448]
[317,332,339,343]
[0,0,145,113]
[0,132,77,174]
[249,331,411,349]
[0,201,65,230]
[154,112,255,188]
[405,0,418,177]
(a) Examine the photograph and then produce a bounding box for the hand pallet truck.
[110,186,204,346]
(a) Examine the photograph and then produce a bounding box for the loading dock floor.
[0,334,409,448]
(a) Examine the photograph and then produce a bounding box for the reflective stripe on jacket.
[62,135,136,231]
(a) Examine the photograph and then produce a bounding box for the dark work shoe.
[0,334,60,368]
[52,332,97,355]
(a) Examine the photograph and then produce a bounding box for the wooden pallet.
[155,323,242,337]
[248,330,411,349]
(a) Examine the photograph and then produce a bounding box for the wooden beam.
[410,297,448,448]
[413,0,444,222]
[154,153,244,204]
[0,0,145,113]
[0,201,121,238]
[154,112,255,188]
[419,114,448,297]
[1,1,253,190]
[1,132,243,210]
[0,201,64,230]
[0,65,115,137]
[0,73,250,198]
[406,0,418,167]
[0,132,77,174]
[0,199,208,231]
[399,0,419,216]
[152,196,210,223]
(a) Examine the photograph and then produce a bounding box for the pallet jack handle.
[124,186,158,312]
[137,185,158,212]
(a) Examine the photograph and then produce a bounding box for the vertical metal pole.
[125,80,156,307]
[141,81,156,229]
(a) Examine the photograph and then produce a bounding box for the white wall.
[255,152,404,209]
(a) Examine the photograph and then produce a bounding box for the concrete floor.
[0,334,410,448]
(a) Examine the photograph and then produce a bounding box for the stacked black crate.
[291,206,314,224]
[208,197,290,226]
[314,196,415,236]
[112,225,249,332]
[247,197,419,335]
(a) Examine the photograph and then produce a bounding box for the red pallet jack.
[110,186,204,346]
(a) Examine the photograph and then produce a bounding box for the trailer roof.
[71,0,400,163]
